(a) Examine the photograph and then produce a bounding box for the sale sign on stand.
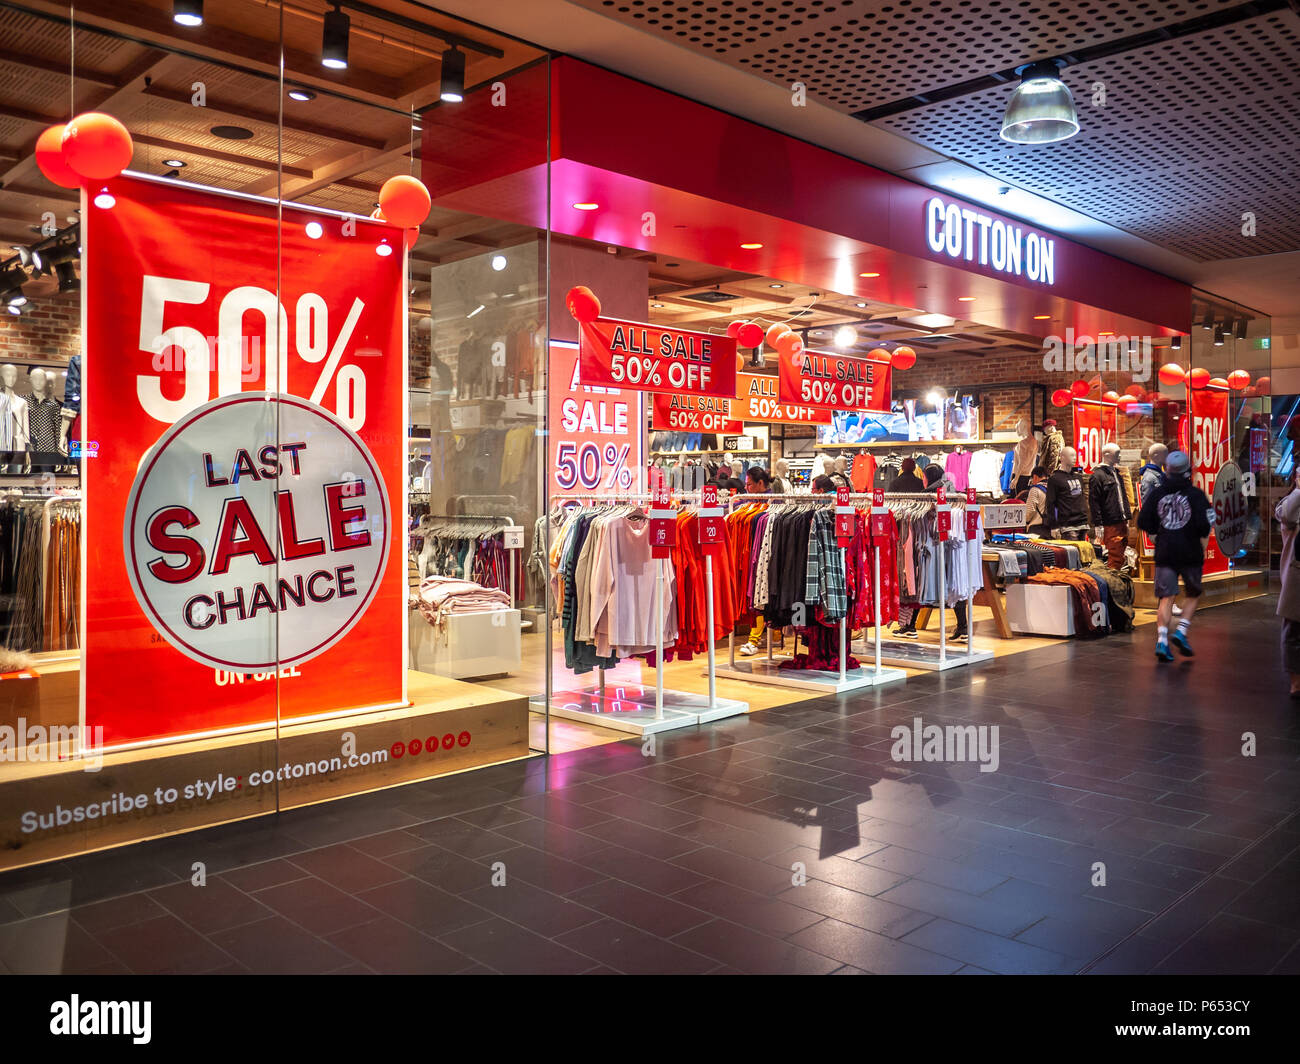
[870,489,890,537]
[936,485,951,540]
[778,348,891,411]
[651,392,742,434]
[965,488,980,537]
[648,481,676,559]
[579,318,737,398]
[548,341,643,499]
[835,486,854,546]
[1189,383,1231,575]
[83,173,405,748]
[1072,398,1117,473]
[697,485,725,556]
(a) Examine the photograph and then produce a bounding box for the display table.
[1006,583,1075,637]
[408,608,521,680]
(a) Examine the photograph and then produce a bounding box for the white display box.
[408,608,521,679]
[1006,583,1075,637]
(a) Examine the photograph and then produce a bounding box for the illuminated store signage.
[924,197,1056,286]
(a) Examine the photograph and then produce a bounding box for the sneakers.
[1172,603,1183,617]
[1155,641,1174,662]
[894,624,918,639]
[1171,629,1194,657]
[951,628,969,643]
[738,641,759,657]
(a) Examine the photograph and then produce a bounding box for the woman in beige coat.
[1275,468,1300,698]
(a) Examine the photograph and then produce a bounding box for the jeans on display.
[1103,523,1127,570]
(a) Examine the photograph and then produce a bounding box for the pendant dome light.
[1000,60,1079,145]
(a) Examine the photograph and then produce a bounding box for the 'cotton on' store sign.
[924,197,1056,286]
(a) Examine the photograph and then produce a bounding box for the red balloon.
[370,207,386,221]
[1227,370,1251,391]
[378,174,431,229]
[1157,362,1185,386]
[566,285,601,323]
[765,322,792,348]
[1209,376,1228,390]
[868,347,891,361]
[1257,375,1272,394]
[735,353,746,372]
[1102,390,1121,404]
[36,125,80,188]
[1122,383,1143,398]
[776,331,803,358]
[891,345,916,371]
[62,112,133,181]
[736,322,764,349]
[726,321,744,339]
[1070,379,1089,398]
[405,227,419,250]
[1050,388,1071,408]
[1189,368,1210,390]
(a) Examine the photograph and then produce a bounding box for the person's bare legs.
[1178,595,1200,626]
[1156,596,1174,631]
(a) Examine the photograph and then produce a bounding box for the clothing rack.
[544,491,747,736]
[717,492,906,692]
[413,510,522,606]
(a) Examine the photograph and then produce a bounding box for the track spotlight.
[440,47,466,103]
[1235,318,1248,340]
[173,0,203,27]
[55,261,79,293]
[1170,335,1182,351]
[1213,327,1224,347]
[322,4,350,70]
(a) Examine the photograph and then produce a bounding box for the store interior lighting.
[287,87,316,102]
[322,4,350,70]
[1235,318,1248,340]
[926,389,945,408]
[1000,59,1079,144]
[1171,335,1183,350]
[1214,326,1225,347]
[172,0,203,27]
[834,325,857,348]
[440,47,466,103]
[490,254,507,271]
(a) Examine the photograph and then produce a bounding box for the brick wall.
[0,292,79,366]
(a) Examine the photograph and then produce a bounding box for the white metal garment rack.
[715,492,905,693]
[538,491,747,736]
[863,492,994,672]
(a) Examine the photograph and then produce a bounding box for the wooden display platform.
[0,667,530,872]
[1132,568,1267,610]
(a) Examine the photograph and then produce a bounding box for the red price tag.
[698,484,724,556]
[870,510,890,537]
[937,508,951,541]
[649,481,675,558]
[966,507,980,537]
[966,488,976,505]
[936,486,947,505]
[872,489,884,507]
[834,485,854,546]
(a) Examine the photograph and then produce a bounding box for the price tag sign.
[936,485,951,541]
[870,488,890,538]
[964,488,979,538]
[697,484,725,556]
[936,486,947,505]
[503,525,525,550]
[982,502,1026,529]
[649,481,676,558]
[834,485,854,546]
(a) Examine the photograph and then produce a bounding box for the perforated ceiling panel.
[572,0,1240,109]
[574,0,1300,263]
[876,8,1300,261]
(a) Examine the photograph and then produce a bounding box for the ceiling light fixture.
[926,389,945,408]
[957,296,976,302]
[173,0,203,27]
[1213,326,1224,347]
[1000,59,1079,145]
[1171,335,1183,351]
[93,187,115,209]
[858,271,879,278]
[490,254,507,272]
[652,302,665,308]
[1033,314,1051,320]
[1235,318,1248,340]
[1201,318,1213,330]
[287,87,316,102]
[55,261,79,293]
[375,240,393,257]
[162,159,186,169]
[322,3,350,70]
[740,242,763,250]
[855,302,867,308]
[834,326,857,348]
[440,47,466,103]
[572,202,599,211]
[769,283,783,289]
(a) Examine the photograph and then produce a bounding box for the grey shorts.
[1154,565,1202,599]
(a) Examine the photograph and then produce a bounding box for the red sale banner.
[82,173,405,748]
[1072,398,1117,473]
[579,318,736,398]
[734,373,832,424]
[651,392,742,434]
[548,341,643,498]
[778,348,891,411]
[1189,383,1230,575]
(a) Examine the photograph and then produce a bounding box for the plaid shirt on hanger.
[805,509,848,621]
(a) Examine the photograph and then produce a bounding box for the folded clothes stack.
[411,575,512,633]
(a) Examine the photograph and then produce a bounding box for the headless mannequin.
[0,364,29,473]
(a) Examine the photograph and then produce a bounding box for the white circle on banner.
[124,392,390,671]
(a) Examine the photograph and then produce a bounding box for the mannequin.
[1012,417,1039,493]
[0,364,29,473]
[771,458,791,495]
[26,368,64,474]
[829,455,851,490]
[1037,418,1065,477]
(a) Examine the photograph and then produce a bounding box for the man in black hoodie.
[1137,450,1214,662]
[1043,446,1089,539]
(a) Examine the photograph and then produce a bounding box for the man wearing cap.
[1137,450,1214,661]
[1090,442,1131,570]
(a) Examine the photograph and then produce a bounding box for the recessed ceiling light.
[305,221,323,239]
[855,302,867,308]
[1033,314,1051,320]
[162,159,186,169]
[173,0,203,27]
[490,254,507,271]
[957,296,976,302]
[211,125,254,140]
[769,283,783,289]
[740,242,763,250]
[652,302,665,308]
[287,88,316,102]
[572,202,599,211]
[859,271,880,278]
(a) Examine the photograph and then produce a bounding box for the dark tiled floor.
[1,596,1297,975]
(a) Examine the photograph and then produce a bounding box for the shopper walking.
[1043,446,1089,539]
[1137,450,1213,662]
[1274,467,1300,697]
[1090,442,1132,570]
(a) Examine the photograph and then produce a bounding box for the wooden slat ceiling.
[0,0,546,300]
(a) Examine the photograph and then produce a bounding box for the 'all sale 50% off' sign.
[82,174,406,748]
